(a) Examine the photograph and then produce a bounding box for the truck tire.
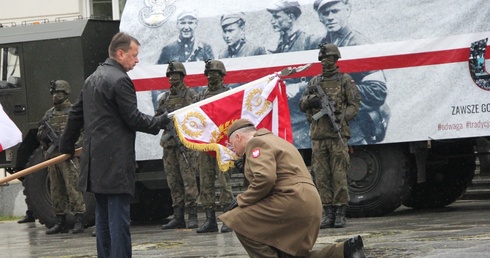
[402,141,475,209]
[347,144,410,217]
[22,148,96,228]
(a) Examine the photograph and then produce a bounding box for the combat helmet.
[166,61,187,77]
[49,80,71,95]
[318,43,341,61]
[204,59,226,76]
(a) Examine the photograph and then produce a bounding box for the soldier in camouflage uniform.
[299,44,360,228]
[195,60,233,234]
[37,80,86,235]
[158,61,200,230]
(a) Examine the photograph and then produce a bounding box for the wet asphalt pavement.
[3,199,490,258]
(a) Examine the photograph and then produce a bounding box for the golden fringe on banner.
[172,75,276,172]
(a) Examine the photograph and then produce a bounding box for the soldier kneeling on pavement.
[219,119,365,258]
[37,80,86,235]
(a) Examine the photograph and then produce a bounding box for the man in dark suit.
[60,32,169,258]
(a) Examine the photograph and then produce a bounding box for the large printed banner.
[171,74,291,171]
[121,0,490,160]
[0,103,22,152]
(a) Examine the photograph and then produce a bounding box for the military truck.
[119,0,490,218]
[0,19,173,228]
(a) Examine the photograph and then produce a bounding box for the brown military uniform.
[219,128,325,256]
[219,129,343,257]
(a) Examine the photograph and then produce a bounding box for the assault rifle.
[42,120,61,156]
[161,120,190,166]
[311,84,345,145]
[42,120,78,168]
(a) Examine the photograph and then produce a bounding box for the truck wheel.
[347,144,410,217]
[402,141,475,209]
[22,148,96,228]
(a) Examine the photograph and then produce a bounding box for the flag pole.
[0,147,82,185]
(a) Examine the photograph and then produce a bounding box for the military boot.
[17,210,35,223]
[343,235,365,258]
[162,204,186,230]
[187,206,198,229]
[220,223,232,233]
[196,208,218,233]
[72,213,84,234]
[220,205,233,233]
[320,205,335,229]
[46,214,69,235]
[334,205,347,228]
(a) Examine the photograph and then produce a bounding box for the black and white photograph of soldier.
[157,11,214,64]
[151,11,215,110]
[218,13,266,58]
[120,0,389,149]
[266,0,314,54]
[308,0,390,144]
[263,0,318,149]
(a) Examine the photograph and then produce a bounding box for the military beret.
[227,119,255,138]
[266,0,302,17]
[313,0,348,11]
[177,11,197,21]
[221,12,245,27]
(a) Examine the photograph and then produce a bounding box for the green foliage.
[0,216,22,221]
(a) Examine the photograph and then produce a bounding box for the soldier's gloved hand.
[156,110,171,129]
[59,144,75,158]
[37,130,50,144]
[234,158,244,174]
[224,198,238,213]
[308,95,322,109]
[155,106,167,116]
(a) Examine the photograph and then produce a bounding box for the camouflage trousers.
[48,157,85,215]
[198,152,233,209]
[163,146,199,208]
[311,138,350,206]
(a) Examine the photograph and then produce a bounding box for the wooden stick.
[0,147,82,185]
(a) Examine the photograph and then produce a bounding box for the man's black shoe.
[17,211,35,223]
[344,235,365,258]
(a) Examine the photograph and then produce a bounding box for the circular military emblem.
[138,0,176,28]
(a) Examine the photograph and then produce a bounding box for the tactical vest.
[307,74,352,140]
[159,85,195,147]
[196,85,229,101]
[46,101,71,137]
[160,87,193,113]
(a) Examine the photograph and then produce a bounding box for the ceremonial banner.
[0,103,22,152]
[172,74,292,171]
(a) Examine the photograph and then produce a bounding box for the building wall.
[0,1,85,26]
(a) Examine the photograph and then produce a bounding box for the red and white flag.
[171,74,292,171]
[0,103,22,152]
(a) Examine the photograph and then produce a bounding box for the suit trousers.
[95,193,131,258]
